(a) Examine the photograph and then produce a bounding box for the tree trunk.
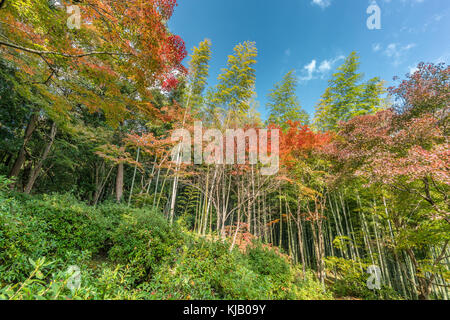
[295,200,306,274]
[406,248,434,300]
[24,121,56,194]
[116,161,124,203]
[93,164,114,206]
[128,147,140,206]
[8,113,38,182]
[230,182,242,252]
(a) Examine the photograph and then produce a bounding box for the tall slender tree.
[267,70,309,130]
[211,41,258,123]
[313,52,385,132]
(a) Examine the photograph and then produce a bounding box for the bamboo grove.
[0,1,449,300]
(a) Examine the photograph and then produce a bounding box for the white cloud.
[311,0,331,9]
[434,14,443,22]
[382,42,416,66]
[436,52,450,64]
[372,43,382,52]
[319,60,331,73]
[299,55,344,81]
[408,64,419,75]
[284,49,291,57]
[301,60,317,81]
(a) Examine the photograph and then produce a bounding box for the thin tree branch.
[0,40,132,58]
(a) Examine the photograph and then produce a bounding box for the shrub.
[0,192,53,282]
[325,256,403,300]
[144,238,332,300]
[0,185,336,301]
[0,191,118,283]
[0,257,143,300]
[108,208,184,283]
[144,238,272,300]
[246,243,291,297]
[20,194,114,255]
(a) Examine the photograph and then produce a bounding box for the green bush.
[144,238,272,300]
[22,194,115,254]
[0,184,335,301]
[0,257,144,300]
[0,193,52,282]
[325,256,403,300]
[108,208,184,283]
[0,190,118,282]
[145,238,332,300]
[245,244,291,297]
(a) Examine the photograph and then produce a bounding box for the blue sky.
[169,0,450,120]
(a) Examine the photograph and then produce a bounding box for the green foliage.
[246,244,291,295]
[108,208,185,282]
[313,52,386,132]
[175,186,201,229]
[267,70,310,129]
[21,194,116,254]
[332,236,354,251]
[325,257,403,300]
[0,175,13,192]
[0,57,47,160]
[0,191,116,282]
[210,41,258,120]
[186,39,212,113]
[146,239,331,300]
[290,271,334,300]
[144,239,268,300]
[0,188,333,300]
[0,257,144,300]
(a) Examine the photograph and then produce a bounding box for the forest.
[0,0,448,300]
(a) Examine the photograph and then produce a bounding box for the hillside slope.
[0,189,331,300]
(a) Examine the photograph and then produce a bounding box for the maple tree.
[389,62,449,131]
[325,83,448,299]
[0,0,187,193]
[276,120,331,282]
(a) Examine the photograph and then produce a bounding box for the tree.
[313,51,386,132]
[169,39,212,224]
[267,70,309,130]
[0,0,187,192]
[327,109,449,299]
[186,39,212,115]
[389,62,449,132]
[211,41,258,123]
[278,121,331,282]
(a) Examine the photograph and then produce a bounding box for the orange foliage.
[224,223,291,262]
